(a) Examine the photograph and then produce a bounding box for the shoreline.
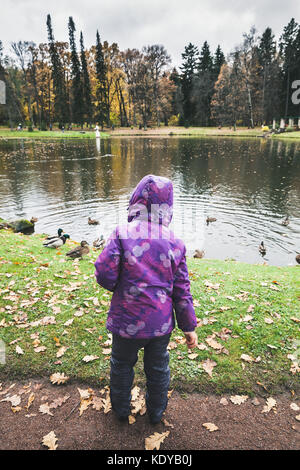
[1,126,300,140]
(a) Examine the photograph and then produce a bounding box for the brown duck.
[88,217,99,225]
[193,249,205,259]
[66,241,90,259]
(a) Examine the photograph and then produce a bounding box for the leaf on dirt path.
[220,398,228,405]
[92,396,103,411]
[202,422,219,432]
[102,394,112,414]
[128,415,136,424]
[131,395,146,415]
[82,355,99,362]
[290,403,300,411]
[145,431,170,450]
[16,345,24,355]
[162,418,174,428]
[201,359,217,377]
[1,394,21,407]
[49,395,70,409]
[39,403,54,416]
[42,431,58,450]
[50,373,69,385]
[26,393,35,410]
[262,397,277,413]
[230,395,248,405]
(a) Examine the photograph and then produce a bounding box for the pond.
[0,136,299,266]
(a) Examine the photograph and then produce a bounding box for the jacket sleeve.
[94,228,122,292]
[172,247,197,332]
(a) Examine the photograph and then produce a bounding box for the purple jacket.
[94,175,197,339]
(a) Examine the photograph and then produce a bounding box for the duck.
[30,217,38,224]
[206,216,217,224]
[66,241,90,259]
[281,216,290,226]
[259,241,266,256]
[93,235,105,249]
[43,233,70,249]
[43,228,64,243]
[193,249,205,259]
[296,253,300,264]
[88,217,99,225]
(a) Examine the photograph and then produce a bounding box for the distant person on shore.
[94,175,198,424]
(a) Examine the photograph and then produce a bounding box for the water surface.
[0,136,299,266]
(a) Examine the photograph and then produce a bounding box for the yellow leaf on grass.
[82,355,99,362]
[16,345,24,355]
[145,431,170,450]
[42,431,58,450]
[201,359,217,377]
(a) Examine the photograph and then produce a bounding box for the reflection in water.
[0,137,299,266]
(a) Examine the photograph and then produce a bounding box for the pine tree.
[95,30,108,128]
[80,31,93,126]
[194,41,214,125]
[179,42,199,125]
[213,45,225,80]
[68,16,84,126]
[279,18,299,120]
[46,14,68,127]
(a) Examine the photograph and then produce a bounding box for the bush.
[168,114,180,126]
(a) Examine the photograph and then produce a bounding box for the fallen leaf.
[230,395,248,405]
[50,373,69,385]
[16,345,24,355]
[39,403,53,416]
[202,422,219,432]
[262,397,277,413]
[128,415,136,424]
[145,431,170,450]
[240,354,254,363]
[82,355,99,362]
[42,431,58,450]
[201,359,217,377]
[290,403,300,411]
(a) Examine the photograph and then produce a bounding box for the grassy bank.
[0,129,109,140]
[0,230,299,395]
[0,126,295,140]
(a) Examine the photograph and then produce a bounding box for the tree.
[194,41,215,125]
[68,16,84,126]
[80,32,93,126]
[95,30,108,128]
[46,14,68,126]
[179,42,199,125]
[142,44,171,126]
[279,18,299,120]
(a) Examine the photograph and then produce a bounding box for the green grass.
[0,230,299,395]
[0,129,109,140]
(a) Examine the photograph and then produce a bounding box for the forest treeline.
[0,15,300,129]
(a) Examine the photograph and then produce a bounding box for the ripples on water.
[0,136,299,266]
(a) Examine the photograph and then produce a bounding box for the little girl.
[94,175,198,424]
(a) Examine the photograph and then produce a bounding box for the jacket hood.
[128,175,173,226]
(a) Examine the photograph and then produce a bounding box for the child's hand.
[184,331,198,349]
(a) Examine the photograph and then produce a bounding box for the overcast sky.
[1,0,300,67]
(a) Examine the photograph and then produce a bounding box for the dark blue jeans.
[110,333,171,420]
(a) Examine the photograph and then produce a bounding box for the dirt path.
[0,378,299,451]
